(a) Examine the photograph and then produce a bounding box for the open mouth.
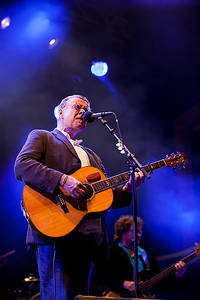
[75,114,84,120]
[75,118,85,126]
[76,117,83,122]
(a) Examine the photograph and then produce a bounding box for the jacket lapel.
[52,128,79,159]
[52,129,102,170]
[85,150,99,168]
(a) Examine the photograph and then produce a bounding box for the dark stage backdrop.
[0,1,200,299]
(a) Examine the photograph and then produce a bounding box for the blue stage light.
[49,38,58,48]
[1,17,11,30]
[11,1,68,46]
[91,61,108,77]
[54,105,59,119]
[26,12,50,39]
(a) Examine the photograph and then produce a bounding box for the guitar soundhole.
[65,184,94,211]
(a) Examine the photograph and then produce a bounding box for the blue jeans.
[37,244,69,300]
[36,232,107,300]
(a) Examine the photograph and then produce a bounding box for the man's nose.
[79,108,86,115]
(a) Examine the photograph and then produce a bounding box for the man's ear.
[59,108,64,119]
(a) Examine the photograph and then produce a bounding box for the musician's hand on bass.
[123,280,135,295]
[175,260,186,278]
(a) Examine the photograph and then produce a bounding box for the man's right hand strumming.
[60,174,87,198]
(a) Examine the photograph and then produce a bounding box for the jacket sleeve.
[106,246,132,296]
[14,130,63,194]
[112,187,132,209]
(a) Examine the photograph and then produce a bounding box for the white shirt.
[56,128,102,234]
[56,128,90,167]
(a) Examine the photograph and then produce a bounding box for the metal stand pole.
[98,117,150,297]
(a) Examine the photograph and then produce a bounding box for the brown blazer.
[14,128,131,245]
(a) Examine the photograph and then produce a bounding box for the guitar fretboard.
[91,158,167,194]
[92,172,129,193]
[140,251,197,293]
[143,159,167,174]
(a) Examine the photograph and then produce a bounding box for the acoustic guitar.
[104,243,200,299]
[22,153,188,238]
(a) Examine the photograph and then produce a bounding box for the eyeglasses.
[71,103,89,113]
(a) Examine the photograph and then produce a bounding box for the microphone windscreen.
[83,111,94,122]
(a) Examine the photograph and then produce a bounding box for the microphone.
[83,111,113,122]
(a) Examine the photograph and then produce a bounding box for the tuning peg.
[118,146,123,151]
[116,143,122,149]
[116,143,122,147]
[116,142,126,154]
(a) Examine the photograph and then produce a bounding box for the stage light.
[1,17,11,30]
[54,105,59,119]
[49,38,58,49]
[91,61,108,77]
[26,12,50,38]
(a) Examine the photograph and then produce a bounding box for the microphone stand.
[98,117,150,298]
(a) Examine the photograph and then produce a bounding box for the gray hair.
[58,95,91,110]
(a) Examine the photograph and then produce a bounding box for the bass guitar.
[105,244,200,299]
[22,153,188,237]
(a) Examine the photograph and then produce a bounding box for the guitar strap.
[139,254,149,271]
[139,254,153,282]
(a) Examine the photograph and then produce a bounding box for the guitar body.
[22,153,188,238]
[23,166,113,238]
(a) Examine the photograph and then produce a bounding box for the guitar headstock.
[195,243,200,255]
[165,152,189,168]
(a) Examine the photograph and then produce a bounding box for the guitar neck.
[92,171,129,193]
[92,159,167,193]
[140,251,197,293]
[142,159,167,174]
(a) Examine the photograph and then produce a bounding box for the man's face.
[59,97,90,137]
[137,225,143,245]
[121,224,134,249]
[121,224,143,248]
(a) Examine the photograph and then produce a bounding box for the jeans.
[36,232,107,300]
